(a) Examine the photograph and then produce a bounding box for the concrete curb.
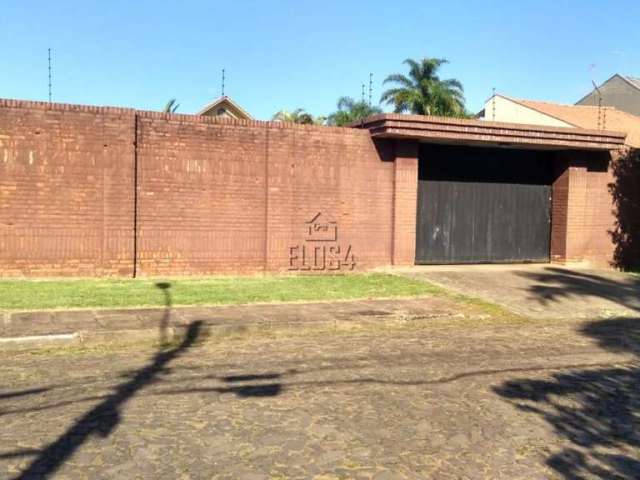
[0,332,80,351]
[0,297,472,352]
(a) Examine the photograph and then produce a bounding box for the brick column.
[550,156,570,263]
[551,151,615,266]
[392,140,419,265]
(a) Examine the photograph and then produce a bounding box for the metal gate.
[416,145,552,264]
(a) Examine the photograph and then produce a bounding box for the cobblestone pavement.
[1,314,639,479]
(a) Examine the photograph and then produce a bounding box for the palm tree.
[326,97,382,126]
[163,98,180,113]
[272,108,325,125]
[380,58,466,117]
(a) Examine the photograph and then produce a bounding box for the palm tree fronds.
[327,96,382,126]
[272,108,325,125]
[382,74,414,88]
[382,57,466,117]
[163,98,179,113]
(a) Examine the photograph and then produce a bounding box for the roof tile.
[513,98,640,147]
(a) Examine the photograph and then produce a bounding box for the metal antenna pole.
[48,48,52,102]
[592,80,602,130]
[492,87,496,121]
[368,73,373,106]
[222,68,225,96]
[361,83,365,103]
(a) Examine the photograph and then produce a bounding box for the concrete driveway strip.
[398,264,640,319]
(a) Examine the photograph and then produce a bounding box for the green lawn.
[0,274,442,312]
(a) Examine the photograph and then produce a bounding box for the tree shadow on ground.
[609,148,640,271]
[0,387,52,401]
[7,359,636,422]
[516,267,640,313]
[5,316,640,479]
[5,273,640,478]
[2,281,287,478]
[494,317,640,479]
[12,282,206,480]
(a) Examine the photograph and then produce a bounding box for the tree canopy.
[272,108,325,125]
[326,97,382,126]
[380,58,466,117]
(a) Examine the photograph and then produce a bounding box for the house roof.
[353,113,626,151]
[197,96,253,119]
[575,73,640,104]
[625,76,640,90]
[506,96,640,147]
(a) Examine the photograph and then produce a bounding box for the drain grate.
[354,310,392,317]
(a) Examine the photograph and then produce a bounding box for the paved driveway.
[2,312,639,479]
[400,264,640,319]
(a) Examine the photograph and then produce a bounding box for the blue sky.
[1,1,639,119]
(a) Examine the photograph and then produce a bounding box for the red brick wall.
[264,124,394,272]
[0,100,394,277]
[0,99,622,277]
[550,156,570,263]
[0,101,135,276]
[391,141,419,265]
[580,155,617,267]
[135,115,269,275]
[551,151,617,267]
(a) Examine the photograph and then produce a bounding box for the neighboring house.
[197,95,253,120]
[479,94,640,147]
[576,74,640,116]
[478,94,572,128]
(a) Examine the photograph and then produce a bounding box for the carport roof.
[352,114,626,151]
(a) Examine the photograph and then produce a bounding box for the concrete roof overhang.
[352,114,627,151]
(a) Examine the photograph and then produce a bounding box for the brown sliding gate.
[416,145,553,264]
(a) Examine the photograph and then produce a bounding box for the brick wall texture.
[391,141,419,266]
[0,100,394,276]
[0,99,620,277]
[551,151,618,267]
[0,102,135,276]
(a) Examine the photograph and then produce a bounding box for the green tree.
[272,108,325,125]
[163,98,180,113]
[326,97,382,126]
[380,58,465,116]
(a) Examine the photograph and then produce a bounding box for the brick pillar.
[551,151,615,266]
[392,140,419,265]
[550,156,570,263]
